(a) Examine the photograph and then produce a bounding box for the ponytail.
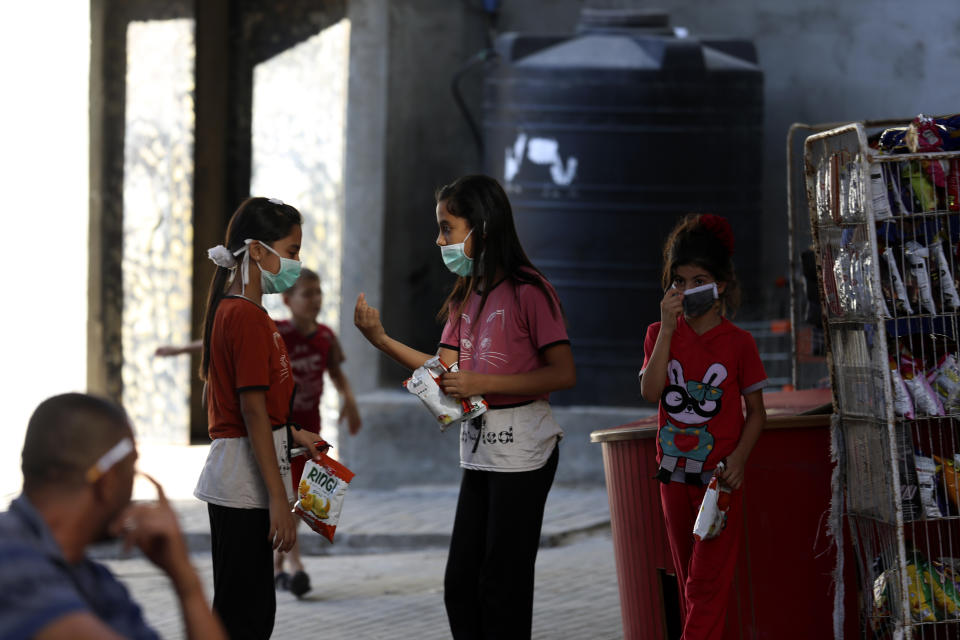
[199,266,232,381]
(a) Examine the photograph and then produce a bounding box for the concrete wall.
[337,391,654,489]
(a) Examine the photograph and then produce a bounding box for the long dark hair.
[661,213,741,315]
[436,175,562,322]
[200,197,303,380]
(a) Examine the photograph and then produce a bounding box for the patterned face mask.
[682,283,719,318]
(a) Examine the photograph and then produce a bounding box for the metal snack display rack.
[805,121,960,638]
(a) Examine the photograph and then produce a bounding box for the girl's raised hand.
[354,292,386,347]
[660,287,684,332]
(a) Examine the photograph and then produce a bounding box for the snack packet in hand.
[293,452,355,543]
[693,462,731,542]
[403,356,487,431]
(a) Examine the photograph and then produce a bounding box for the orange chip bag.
[933,454,960,510]
[293,453,355,543]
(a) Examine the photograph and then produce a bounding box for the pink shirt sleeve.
[439,311,459,351]
[520,281,569,350]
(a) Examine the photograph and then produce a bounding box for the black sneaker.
[289,570,311,598]
[274,571,291,591]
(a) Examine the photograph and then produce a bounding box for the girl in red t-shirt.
[193,197,323,640]
[354,174,576,639]
[640,214,768,640]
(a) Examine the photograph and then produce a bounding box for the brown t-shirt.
[206,296,294,439]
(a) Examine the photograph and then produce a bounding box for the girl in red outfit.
[193,197,323,640]
[639,214,767,640]
[354,174,576,639]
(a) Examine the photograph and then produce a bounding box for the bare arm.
[35,614,126,640]
[155,339,202,357]
[438,343,576,399]
[327,362,362,435]
[720,390,766,490]
[354,293,434,370]
[640,288,683,403]
[239,390,297,552]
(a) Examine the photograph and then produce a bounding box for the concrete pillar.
[339,0,390,395]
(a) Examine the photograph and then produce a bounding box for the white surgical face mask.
[256,241,302,294]
[441,228,475,277]
[232,239,301,294]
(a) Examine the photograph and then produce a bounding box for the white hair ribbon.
[207,245,237,268]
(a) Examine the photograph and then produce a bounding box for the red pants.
[660,481,743,640]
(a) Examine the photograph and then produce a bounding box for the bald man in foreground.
[0,393,226,640]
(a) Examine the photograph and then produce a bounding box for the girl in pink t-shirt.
[640,214,767,640]
[354,174,576,639]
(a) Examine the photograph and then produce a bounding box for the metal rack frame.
[805,121,960,638]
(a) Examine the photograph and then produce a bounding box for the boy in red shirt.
[274,268,361,596]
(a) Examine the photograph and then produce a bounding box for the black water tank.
[482,9,763,407]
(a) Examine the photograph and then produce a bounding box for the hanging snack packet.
[883,247,914,314]
[890,357,916,419]
[692,462,731,542]
[928,560,960,619]
[906,115,950,188]
[902,355,945,416]
[915,455,943,519]
[947,159,960,212]
[872,568,893,624]
[931,354,960,411]
[403,356,487,431]
[870,164,894,220]
[293,452,355,543]
[905,241,938,314]
[904,161,939,213]
[933,455,960,513]
[907,560,938,622]
[931,242,960,310]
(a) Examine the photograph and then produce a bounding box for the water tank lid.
[578,7,670,30]
[703,46,760,71]
[515,34,662,70]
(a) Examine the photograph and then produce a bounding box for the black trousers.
[444,445,559,640]
[208,503,275,640]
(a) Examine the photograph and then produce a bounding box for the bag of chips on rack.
[871,567,893,627]
[930,241,960,311]
[922,558,960,619]
[901,354,945,416]
[904,161,939,213]
[930,354,960,411]
[915,455,944,519]
[907,560,938,622]
[890,358,916,419]
[882,246,914,315]
[947,158,960,212]
[937,557,960,609]
[933,455,960,513]
[403,356,487,431]
[293,453,355,543]
[904,241,938,314]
